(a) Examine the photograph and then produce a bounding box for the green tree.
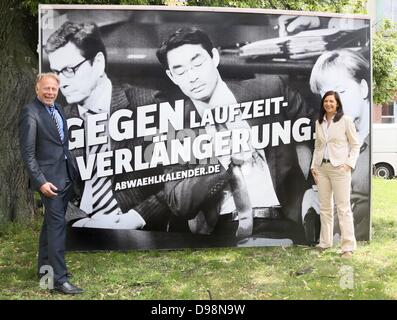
[0,1,38,222]
[21,0,165,15]
[373,19,397,105]
[186,0,367,13]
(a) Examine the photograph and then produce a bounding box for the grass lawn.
[0,178,396,300]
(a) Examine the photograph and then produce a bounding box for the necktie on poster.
[229,164,253,240]
[79,110,120,217]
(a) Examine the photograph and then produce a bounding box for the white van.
[372,123,397,178]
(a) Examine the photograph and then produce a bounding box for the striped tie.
[85,110,119,217]
[48,106,64,141]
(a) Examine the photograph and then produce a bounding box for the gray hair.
[36,72,60,86]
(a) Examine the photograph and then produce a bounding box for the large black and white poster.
[39,5,371,250]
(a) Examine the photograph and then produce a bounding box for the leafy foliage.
[373,19,397,105]
[21,0,166,15]
[186,0,367,13]
[20,0,367,15]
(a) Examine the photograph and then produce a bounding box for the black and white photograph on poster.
[39,5,371,251]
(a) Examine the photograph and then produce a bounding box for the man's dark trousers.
[38,161,72,285]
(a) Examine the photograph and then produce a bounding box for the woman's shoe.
[340,251,353,258]
[314,245,329,252]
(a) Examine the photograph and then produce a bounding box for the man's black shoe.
[53,281,83,295]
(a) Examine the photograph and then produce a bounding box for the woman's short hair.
[310,49,369,97]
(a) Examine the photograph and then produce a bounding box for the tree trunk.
[0,1,38,222]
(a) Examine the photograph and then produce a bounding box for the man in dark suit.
[44,21,170,231]
[156,27,312,245]
[19,73,83,294]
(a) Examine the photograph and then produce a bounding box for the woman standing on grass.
[309,49,370,241]
[310,91,360,258]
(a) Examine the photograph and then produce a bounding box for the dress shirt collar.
[323,114,335,123]
[36,96,55,109]
[191,79,236,117]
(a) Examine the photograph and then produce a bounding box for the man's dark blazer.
[162,76,310,236]
[19,97,77,191]
[64,84,171,230]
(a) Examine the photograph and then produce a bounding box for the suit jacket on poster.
[19,97,77,191]
[311,115,360,169]
[64,85,171,230]
[161,76,310,235]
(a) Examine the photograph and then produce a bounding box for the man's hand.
[39,182,58,198]
[72,209,146,229]
[278,15,321,37]
[119,209,146,229]
[301,186,320,221]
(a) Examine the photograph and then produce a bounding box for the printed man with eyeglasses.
[45,21,171,231]
[156,27,312,245]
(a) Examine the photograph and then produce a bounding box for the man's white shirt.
[72,76,145,229]
[192,80,280,215]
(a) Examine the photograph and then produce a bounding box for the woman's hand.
[339,164,352,172]
[311,168,318,184]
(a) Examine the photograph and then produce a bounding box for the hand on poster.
[278,15,366,37]
[277,15,321,37]
[72,210,146,229]
[230,151,253,166]
[301,186,320,222]
[119,209,146,229]
[328,18,367,30]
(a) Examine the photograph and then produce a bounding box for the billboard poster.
[39,5,371,250]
